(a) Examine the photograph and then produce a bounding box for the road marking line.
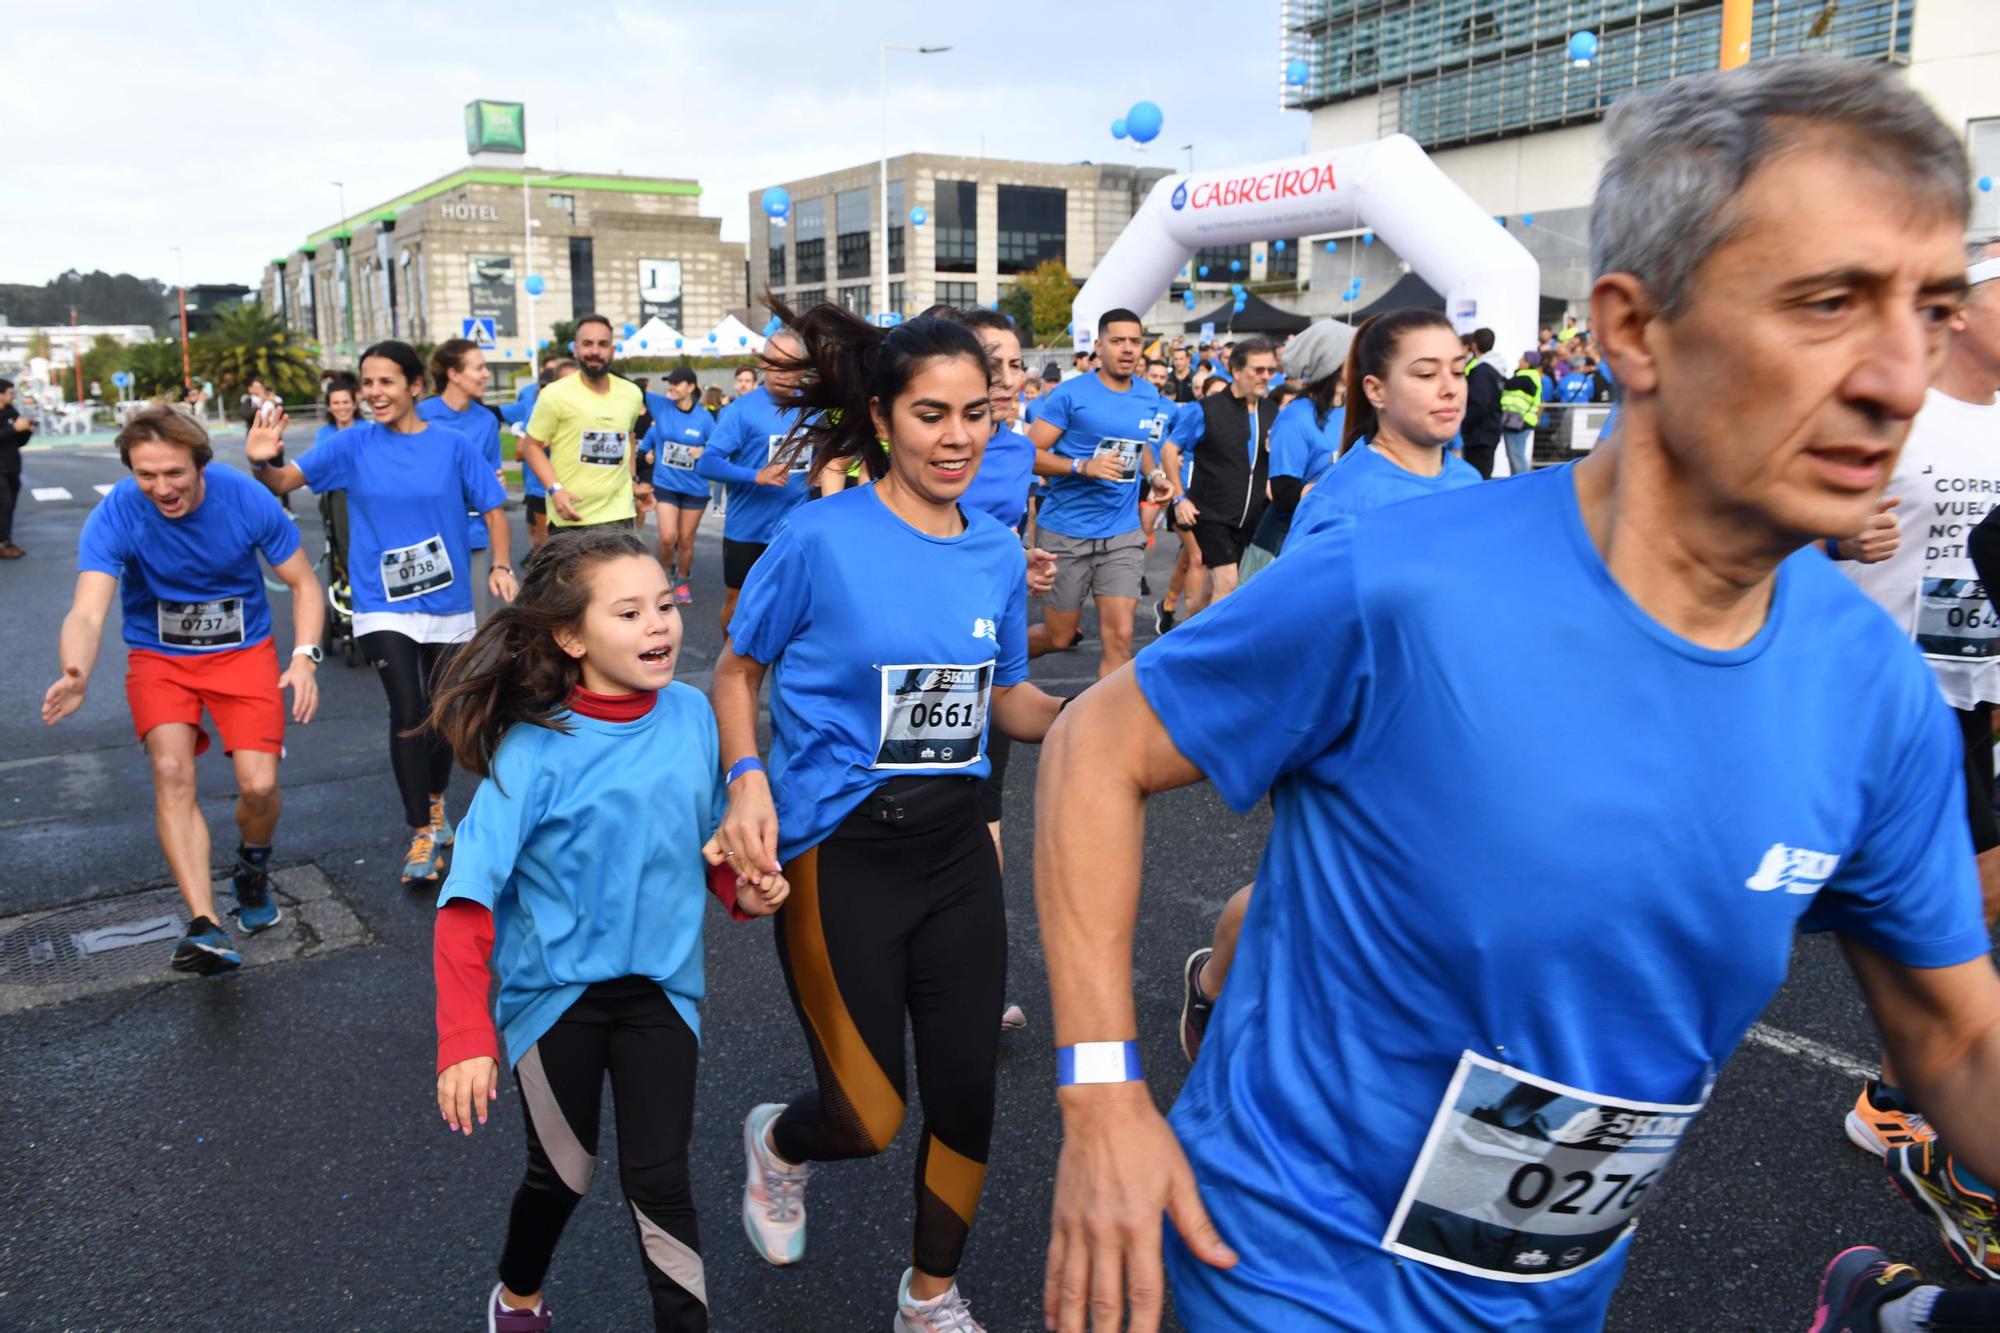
[31,486,72,501]
[1745,1022,1874,1080]
[93,483,116,496]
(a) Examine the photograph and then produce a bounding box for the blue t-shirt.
[1136,465,1985,1331]
[1268,397,1346,485]
[729,485,1029,862]
[1290,439,1483,545]
[960,419,1036,531]
[79,464,300,656]
[1598,362,1621,443]
[1165,401,1204,488]
[416,396,505,552]
[645,400,718,497]
[313,422,346,450]
[695,386,810,543]
[439,683,724,1066]
[501,385,545,498]
[295,421,507,617]
[1559,372,1594,404]
[1034,373,1170,540]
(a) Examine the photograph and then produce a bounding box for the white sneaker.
[999,1003,1027,1032]
[742,1102,811,1265]
[893,1268,986,1332]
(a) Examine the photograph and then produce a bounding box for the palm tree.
[125,340,187,397]
[190,303,321,402]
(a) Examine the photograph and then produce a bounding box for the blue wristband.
[1056,1040,1144,1086]
[1825,538,1842,559]
[725,756,765,787]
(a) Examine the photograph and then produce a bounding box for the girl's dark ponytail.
[426,529,652,780]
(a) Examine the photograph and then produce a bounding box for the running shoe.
[0,542,23,559]
[742,1102,811,1265]
[674,583,693,606]
[1846,1080,1935,1158]
[402,828,443,884]
[429,795,456,847]
[486,1284,552,1333]
[1153,598,1177,635]
[1179,947,1214,1063]
[170,916,241,975]
[894,1268,986,1332]
[1000,1004,1027,1032]
[1808,1245,1924,1333]
[230,867,281,935]
[1887,1141,2000,1283]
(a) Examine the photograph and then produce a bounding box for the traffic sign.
[461,317,498,349]
[111,371,132,388]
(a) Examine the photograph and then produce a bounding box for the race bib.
[1144,413,1167,444]
[579,429,626,466]
[1916,577,2000,659]
[1382,1051,1704,1283]
[660,441,701,470]
[1093,437,1143,483]
[876,662,993,769]
[157,598,245,649]
[768,433,809,476]
[380,535,454,601]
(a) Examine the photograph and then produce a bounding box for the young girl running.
[429,528,786,1332]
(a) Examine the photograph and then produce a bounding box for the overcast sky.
[5,2,1311,290]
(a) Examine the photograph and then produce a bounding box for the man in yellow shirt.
[521,314,652,530]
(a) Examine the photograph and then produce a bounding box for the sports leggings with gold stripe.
[772,776,1006,1279]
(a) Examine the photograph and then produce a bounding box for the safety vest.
[1500,368,1543,426]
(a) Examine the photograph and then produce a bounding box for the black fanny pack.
[848,775,976,829]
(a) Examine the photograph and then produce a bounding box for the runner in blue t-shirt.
[643,367,714,607]
[417,339,507,556]
[1230,317,1359,591]
[44,405,323,975]
[710,307,1067,1331]
[247,340,516,885]
[427,527,786,1331]
[1027,308,1172,680]
[695,332,810,634]
[1035,64,2000,1333]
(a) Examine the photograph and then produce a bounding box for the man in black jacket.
[1159,338,1278,607]
[1460,327,1506,477]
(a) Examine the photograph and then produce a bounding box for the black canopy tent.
[1180,292,1313,337]
[1350,272,1569,329]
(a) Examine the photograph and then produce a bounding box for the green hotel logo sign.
[464,100,526,156]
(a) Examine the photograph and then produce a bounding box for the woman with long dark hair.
[246,340,517,884]
[418,338,506,557]
[708,303,1066,1330]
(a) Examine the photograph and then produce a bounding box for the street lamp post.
[879,42,950,325]
[171,246,191,390]
[522,173,576,359]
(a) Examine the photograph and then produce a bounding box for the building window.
[889,280,906,315]
[1195,243,1252,279]
[795,239,826,286]
[887,180,906,274]
[938,281,977,307]
[549,192,575,224]
[793,287,827,310]
[768,237,786,289]
[1267,239,1299,282]
[836,187,871,281]
[997,184,1065,274]
[569,237,595,317]
[839,284,872,317]
[935,180,977,274]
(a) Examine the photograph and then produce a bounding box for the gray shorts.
[1041,527,1147,612]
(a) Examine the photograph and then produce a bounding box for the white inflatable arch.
[1074,134,1540,375]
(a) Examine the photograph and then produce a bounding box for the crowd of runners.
[28,56,2000,1333]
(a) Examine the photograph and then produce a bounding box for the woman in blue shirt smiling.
[708,304,1066,1332]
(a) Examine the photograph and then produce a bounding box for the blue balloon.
[616,342,625,353]
[1324,240,1338,253]
[1983,177,1995,193]
[708,332,717,342]
[1183,290,1196,308]
[763,315,782,335]
[567,341,575,353]
[503,349,513,358]
[1198,264,1209,277]
[1523,213,1536,226]
[910,206,928,226]
[639,340,648,349]
[739,336,748,346]
[761,186,791,219]
[1111,118,1127,140]
[524,273,545,296]
[1125,101,1163,144]
[1568,30,1598,63]
[1229,259,1242,273]
[622,323,636,337]
[1496,215,1507,226]
[674,338,683,348]
[1274,240,1286,252]
[1362,231,1375,246]
[1285,57,1308,86]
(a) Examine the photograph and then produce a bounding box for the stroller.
[317,490,361,666]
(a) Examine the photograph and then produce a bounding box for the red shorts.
[126,640,285,756]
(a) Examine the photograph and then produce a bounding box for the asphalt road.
[0,432,1983,1332]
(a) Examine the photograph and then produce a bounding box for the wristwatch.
[548,481,566,492]
[292,644,324,665]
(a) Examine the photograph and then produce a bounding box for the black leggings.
[772,777,1006,1278]
[359,631,456,828]
[502,978,705,1332]
[0,469,18,544]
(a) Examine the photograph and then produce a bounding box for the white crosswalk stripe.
[93,484,116,497]
[30,487,73,502]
